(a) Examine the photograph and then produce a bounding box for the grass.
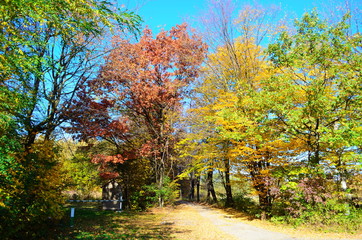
[51,203,174,240]
[207,201,362,239]
[46,201,361,240]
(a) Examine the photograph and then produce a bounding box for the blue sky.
[126,0,360,33]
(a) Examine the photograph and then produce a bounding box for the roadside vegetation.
[46,203,171,240]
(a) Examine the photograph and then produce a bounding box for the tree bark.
[188,172,195,201]
[223,158,234,207]
[250,169,272,220]
[196,175,200,202]
[258,188,272,220]
[206,169,217,203]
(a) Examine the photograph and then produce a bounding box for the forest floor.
[153,201,361,240]
[58,201,361,239]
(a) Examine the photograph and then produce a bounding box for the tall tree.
[0,1,141,238]
[68,23,207,207]
[1,0,141,148]
[266,11,362,167]
[180,2,284,208]
[263,12,362,217]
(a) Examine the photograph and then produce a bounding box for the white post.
[70,207,75,217]
[341,179,350,215]
[119,196,123,211]
[70,207,75,227]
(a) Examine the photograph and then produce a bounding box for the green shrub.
[0,141,65,239]
[142,176,179,207]
[272,196,361,232]
[232,194,260,216]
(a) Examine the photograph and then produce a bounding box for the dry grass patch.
[217,206,362,240]
[153,203,238,240]
[54,206,174,239]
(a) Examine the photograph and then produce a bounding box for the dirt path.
[152,202,360,240]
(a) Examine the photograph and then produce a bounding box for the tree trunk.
[196,175,200,202]
[250,165,272,220]
[206,169,217,203]
[223,158,234,207]
[189,172,195,201]
[24,130,38,153]
[124,183,130,210]
[158,170,164,207]
[251,171,272,220]
[259,190,272,220]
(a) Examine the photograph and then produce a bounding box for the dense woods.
[0,0,361,239]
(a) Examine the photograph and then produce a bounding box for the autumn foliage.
[1,0,361,237]
[178,3,361,226]
[67,23,207,206]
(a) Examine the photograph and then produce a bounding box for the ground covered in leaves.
[55,202,361,240]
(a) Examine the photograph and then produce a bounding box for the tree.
[198,45,293,216]
[0,1,141,238]
[266,10,361,169]
[58,139,102,199]
[68,23,207,207]
[179,2,285,209]
[177,112,220,204]
[1,0,141,148]
[263,10,362,222]
[0,140,66,239]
